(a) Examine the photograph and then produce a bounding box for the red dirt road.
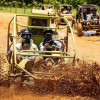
[0,12,100,100]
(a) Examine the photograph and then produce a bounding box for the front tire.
[77,23,82,36]
[0,55,10,83]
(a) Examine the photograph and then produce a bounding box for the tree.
[12,1,18,13]
[34,1,37,9]
[22,2,26,14]
[27,4,32,8]
[4,2,8,11]
[8,2,13,12]
[1,0,5,9]
[18,1,21,8]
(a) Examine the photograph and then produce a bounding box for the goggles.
[45,33,52,37]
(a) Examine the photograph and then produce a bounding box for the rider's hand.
[62,43,65,49]
[17,55,21,61]
[44,43,49,50]
[18,46,23,52]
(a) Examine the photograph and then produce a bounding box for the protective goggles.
[45,33,52,37]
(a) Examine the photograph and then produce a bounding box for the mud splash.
[0,59,100,100]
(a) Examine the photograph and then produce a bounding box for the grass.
[0,7,32,14]
[0,6,77,17]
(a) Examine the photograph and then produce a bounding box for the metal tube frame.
[8,14,77,78]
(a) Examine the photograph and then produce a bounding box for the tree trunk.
[62,0,64,4]
[33,0,35,9]
[6,6,7,11]
[15,4,17,14]
[24,6,25,14]
[22,0,24,8]
[10,6,12,12]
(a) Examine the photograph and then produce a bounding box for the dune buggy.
[57,4,75,26]
[0,14,77,88]
[74,4,100,36]
[32,4,56,23]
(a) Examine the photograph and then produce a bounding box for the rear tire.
[77,23,82,36]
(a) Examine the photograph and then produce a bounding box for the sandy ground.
[0,12,100,100]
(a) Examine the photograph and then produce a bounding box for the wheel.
[0,63,10,82]
[0,54,10,83]
[77,23,82,36]
[73,23,77,30]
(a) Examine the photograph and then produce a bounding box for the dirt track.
[0,12,100,100]
[0,12,100,63]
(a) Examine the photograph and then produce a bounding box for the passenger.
[91,8,99,19]
[62,9,68,14]
[89,8,93,14]
[60,7,64,13]
[87,8,93,20]
[67,7,72,14]
[83,9,87,20]
[46,6,53,12]
[87,8,99,20]
[15,28,41,63]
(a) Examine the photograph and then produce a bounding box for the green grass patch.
[0,7,33,14]
[0,6,77,16]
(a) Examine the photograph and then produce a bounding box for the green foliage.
[34,1,37,6]
[37,2,42,7]
[8,2,12,6]
[4,2,8,6]
[1,0,5,6]
[43,0,48,3]
[0,0,100,8]
[12,1,16,7]
[27,4,32,8]
[18,1,22,8]
[22,3,26,6]
[25,6,27,9]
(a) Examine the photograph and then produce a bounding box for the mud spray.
[0,53,100,100]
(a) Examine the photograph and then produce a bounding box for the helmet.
[90,8,93,11]
[20,28,32,47]
[61,6,64,12]
[61,6,64,9]
[83,9,87,13]
[43,29,53,36]
[20,28,32,38]
[43,29,53,46]
[92,8,97,12]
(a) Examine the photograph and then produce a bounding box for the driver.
[39,29,65,64]
[39,29,65,51]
